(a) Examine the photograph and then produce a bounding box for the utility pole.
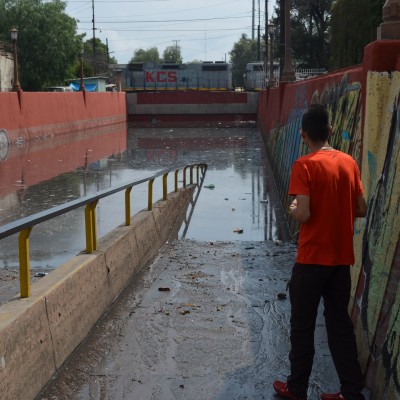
[252,0,255,40]
[264,0,268,85]
[280,0,295,82]
[173,40,180,62]
[279,0,285,80]
[257,0,261,60]
[106,38,109,64]
[92,0,96,75]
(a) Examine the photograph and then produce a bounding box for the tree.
[229,34,258,87]
[0,0,81,91]
[83,37,117,75]
[273,0,333,69]
[163,44,183,64]
[129,47,162,64]
[330,0,384,69]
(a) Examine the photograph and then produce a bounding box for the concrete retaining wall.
[127,91,259,126]
[0,91,127,145]
[0,186,194,400]
[257,40,400,399]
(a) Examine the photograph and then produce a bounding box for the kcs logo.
[146,71,177,83]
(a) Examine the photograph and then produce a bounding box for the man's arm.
[289,195,310,223]
[356,195,367,218]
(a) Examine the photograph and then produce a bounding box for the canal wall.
[126,91,258,126]
[0,91,126,145]
[0,185,195,400]
[257,40,400,400]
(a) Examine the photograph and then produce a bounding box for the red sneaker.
[273,381,307,400]
[320,393,346,400]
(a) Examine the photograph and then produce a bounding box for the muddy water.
[0,123,288,272]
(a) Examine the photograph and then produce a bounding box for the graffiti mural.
[353,72,400,399]
[264,74,363,238]
[259,67,400,398]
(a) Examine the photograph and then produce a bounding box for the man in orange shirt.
[273,104,367,400]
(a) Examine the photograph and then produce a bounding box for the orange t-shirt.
[288,149,364,266]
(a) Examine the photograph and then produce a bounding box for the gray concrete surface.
[36,239,357,400]
[0,187,195,400]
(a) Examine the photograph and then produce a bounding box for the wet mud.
[36,239,348,400]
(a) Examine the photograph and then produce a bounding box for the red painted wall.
[1,92,127,144]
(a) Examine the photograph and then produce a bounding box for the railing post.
[174,169,179,192]
[19,227,32,298]
[125,187,132,226]
[196,165,200,184]
[148,178,155,210]
[183,166,189,188]
[163,173,168,200]
[85,200,98,253]
[190,165,195,184]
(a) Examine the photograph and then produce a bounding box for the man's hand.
[289,199,297,214]
[289,195,310,223]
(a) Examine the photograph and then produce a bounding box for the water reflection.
[0,124,286,270]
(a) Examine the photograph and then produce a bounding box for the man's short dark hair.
[301,104,330,142]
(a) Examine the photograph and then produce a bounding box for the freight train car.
[109,61,232,91]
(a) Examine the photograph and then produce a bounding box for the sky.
[65,0,277,64]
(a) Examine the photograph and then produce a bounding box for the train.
[244,61,327,91]
[108,61,327,92]
[109,61,232,92]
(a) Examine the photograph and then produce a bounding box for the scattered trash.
[204,184,215,189]
[224,198,229,201]
[245,246,255,250]
[233,227,243,234]
[232,207,236,211]
[260,199,269,203]
[277,292,287,300]
[180,384,185,389]
[274,240,284,246]
[158,287,171,292]
[180,310,191,315]
[34,272,48,278]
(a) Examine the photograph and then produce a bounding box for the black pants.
[287,263,365,400]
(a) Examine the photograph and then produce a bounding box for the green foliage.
[0,0,82,91]
[229,34,258,87]
[163,45,183,64]
[83,37,117,75]
[330,0,384,69]
[273,0,333,69]
[129,46,162,64]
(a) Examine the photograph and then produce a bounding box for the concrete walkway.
[35,239,358,400]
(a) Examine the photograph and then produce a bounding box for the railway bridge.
[0,39,400,400]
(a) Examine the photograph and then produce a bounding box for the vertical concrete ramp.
[0,186,195,400]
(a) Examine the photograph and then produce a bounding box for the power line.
[77,15,250,24]
[77,27,251,32]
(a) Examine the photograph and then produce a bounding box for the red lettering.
[157,71,167,82]
[145,71,155,82]
[168,71,177,83]
[145,70,177,83]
